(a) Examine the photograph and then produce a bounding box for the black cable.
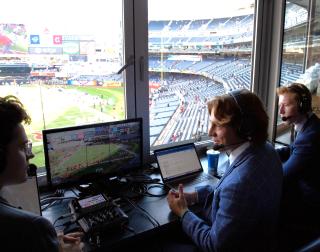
[125,202,157,228]
[53,213,74,227]
[132,208,158,228]
[41,200,57,211]
[55,188,65,197]
[122,224,137,235]
[124,197,160,227]
[120,181,148,200]
[127,181,168,197]
[54,221,73,230]
[123,173,160,184]
[130,183,147,195]
[145,183,168,197]
[40,196,77,206]
[70,187,80,197]
[40,188,65,201]
[54,223,66,229]
[41,196,77,211]
[125,178,166,199]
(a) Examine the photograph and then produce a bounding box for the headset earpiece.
[300,92,309,113]
[288,84,311,114]
[228,90,255,140]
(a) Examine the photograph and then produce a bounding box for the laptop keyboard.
[175,173,212,186]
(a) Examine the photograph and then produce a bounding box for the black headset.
[287,84,311,114]
[228,89,255,140]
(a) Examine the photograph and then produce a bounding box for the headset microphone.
[212,141,246,151]
[212,143,225,151]
[27,164,37,176]
[281,116,292,122]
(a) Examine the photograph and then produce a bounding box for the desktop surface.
[42,177,175,251]
[41,154,222,251]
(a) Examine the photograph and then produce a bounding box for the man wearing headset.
[277,83,320,248]
[0,96,83,252]
[167,89,283,252]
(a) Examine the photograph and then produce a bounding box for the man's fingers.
[178,184,184,197]
[63,236,80,243]
[66,232,83,238]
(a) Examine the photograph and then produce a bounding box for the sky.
[0,0,122,34]
[0,0,254,34]
[149,0,255,20]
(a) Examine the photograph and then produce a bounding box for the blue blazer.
[182,142,283,252]
[277,113,320,203]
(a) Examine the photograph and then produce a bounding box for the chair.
[278,188,320,252]
[296,237,320,252]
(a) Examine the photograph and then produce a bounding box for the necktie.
[290,127,295,143]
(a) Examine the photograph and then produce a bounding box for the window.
[1,0,297,167]
[148,0,255,149]
[275,1,320,145]
[0,1,128,167]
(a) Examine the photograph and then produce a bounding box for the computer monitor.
[43,118,143,187]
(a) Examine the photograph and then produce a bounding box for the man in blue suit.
[277,83,320,249]
[167,90,283,252]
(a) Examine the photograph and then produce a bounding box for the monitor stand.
[76,176,127,198]
[102,177,128,198]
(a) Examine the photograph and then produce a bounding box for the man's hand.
[167,184,189,217]
[168,186,198,206]
[58,231,84,252]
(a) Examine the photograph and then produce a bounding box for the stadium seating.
[149,73,225,145]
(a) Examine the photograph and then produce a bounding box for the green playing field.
[51,143,120,178]
[0,84,125,167]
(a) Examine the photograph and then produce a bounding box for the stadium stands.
[1,3,309,147]
[3,6,305,146]
[149,73,225,145]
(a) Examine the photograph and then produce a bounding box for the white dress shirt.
[229,141,250,166]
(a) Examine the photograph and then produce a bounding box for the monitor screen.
[43,118,143,187]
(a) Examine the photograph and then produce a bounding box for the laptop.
[154,143,218,191]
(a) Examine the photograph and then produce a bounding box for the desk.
[43,182,178,251]
[42,154,227,251]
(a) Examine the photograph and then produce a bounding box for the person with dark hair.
[0,96,83,252]
[167,89,283,252]
[277,83,320,249]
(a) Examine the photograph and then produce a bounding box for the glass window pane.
[275,1,320,145]
[0,1,125,167]
[280,2,308,87]
[148,0,255,148]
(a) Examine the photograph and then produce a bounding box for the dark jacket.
[0,196,59,252]
[277,113,320,205]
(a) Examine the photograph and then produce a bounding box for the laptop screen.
[155,144,203,181]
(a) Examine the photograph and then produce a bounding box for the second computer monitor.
[43,118,143,187]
